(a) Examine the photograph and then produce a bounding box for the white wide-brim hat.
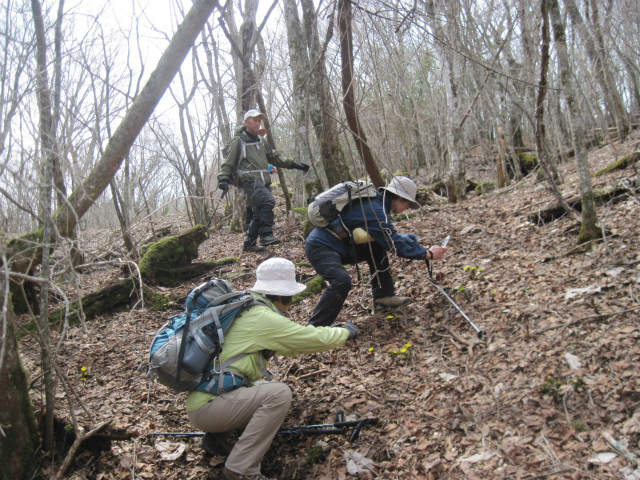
[383,175,419,208]
[251,257,306,296]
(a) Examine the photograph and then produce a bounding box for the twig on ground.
[55,419,111,480]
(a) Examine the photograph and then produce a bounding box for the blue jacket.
[306,192,426,261]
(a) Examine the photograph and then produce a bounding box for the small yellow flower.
[388,349,398,355]
[368,347,374,352]
[463,265,471,272]
[404,342,412,348]
[400,347,408,354]
[80,366,87,372]
[386,314,394,319]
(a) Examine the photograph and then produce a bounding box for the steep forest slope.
[20,130,640,479]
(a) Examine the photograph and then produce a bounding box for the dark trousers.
[305,242,395,327]
[241,179,275,243]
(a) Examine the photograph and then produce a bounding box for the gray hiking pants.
[241,179,275,243]
[187,381,292,476]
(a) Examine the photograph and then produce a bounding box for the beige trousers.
[188,381,292,476]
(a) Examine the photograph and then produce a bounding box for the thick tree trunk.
[338,0,383,188]
[0,312,38,480]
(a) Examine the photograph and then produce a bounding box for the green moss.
[295,262,312,268]
[475,182,496,195]
[139,225,207,285]
[292,275,324,304]
[594,151,639,176]
[518,152,538,174]
[293,207,308,218]
[204,256,239,268]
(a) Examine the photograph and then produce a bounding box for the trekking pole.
[278,414,378,443]
[426,236,486,339]
[148,413,379,443]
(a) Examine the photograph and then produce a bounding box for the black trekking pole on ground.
[426,236,486,339]
[148,412,378,443]
[278,412,378,442]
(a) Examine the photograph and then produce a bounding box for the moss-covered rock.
[139,225,208,286]
[292,275,324,304]
[595,151,639,177]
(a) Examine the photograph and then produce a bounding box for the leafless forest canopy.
[1,0,638,234]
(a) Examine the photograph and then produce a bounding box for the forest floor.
[19,129,640,480]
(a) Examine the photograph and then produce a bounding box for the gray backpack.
[307,180,378,228]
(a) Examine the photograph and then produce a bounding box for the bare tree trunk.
[337,0,383,188]
[53,0,220,238]
[300,0,350,186]
[549,0,599,242]
[283,0,320,199]
[31,0,57,453]
[536,0,581,223]
[564,0,629,141]
[0,307,38,480]
[4,0,220,472]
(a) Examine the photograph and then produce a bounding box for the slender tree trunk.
[4,1,220,473]
[53,0,220,238]
[564,0,629,141]
[31,0,57,453]
[536,0,581,223]
[300,0,350,186]
[283,0,319,199]
[549,0,599,241]
[337,0,383,187]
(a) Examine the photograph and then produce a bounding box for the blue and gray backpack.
[147,278,268,394]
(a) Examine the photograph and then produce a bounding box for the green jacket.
[218,126,296,186]
[186,294,349,411]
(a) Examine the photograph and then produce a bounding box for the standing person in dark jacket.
[218,109,309,252]
[304,176,448,327]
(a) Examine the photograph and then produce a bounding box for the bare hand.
[429,245,447,260]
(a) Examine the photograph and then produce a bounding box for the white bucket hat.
[251,257,306,296]
[243,109,265,122]
[383,176,419,208]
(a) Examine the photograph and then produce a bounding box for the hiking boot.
[260,234,280,246]
[374,295,412,308]
[243,242,267,253]
[200,432,232,457]
[222,466,275,480]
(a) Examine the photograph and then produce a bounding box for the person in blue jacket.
[304,176,448,327]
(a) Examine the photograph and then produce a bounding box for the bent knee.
[332,273,352,292]
[262,381,292,407]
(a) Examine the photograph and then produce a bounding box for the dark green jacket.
[218,126,296,186]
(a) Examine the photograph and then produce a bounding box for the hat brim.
[250,280,306,297]
[384,187,420,208]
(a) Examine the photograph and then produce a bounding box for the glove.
[342,321,358,340]
[399,233,419,243]
[292,162,310,173]
[218,179,229,192]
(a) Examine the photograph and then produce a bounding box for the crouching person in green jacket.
[186,257,357,480]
